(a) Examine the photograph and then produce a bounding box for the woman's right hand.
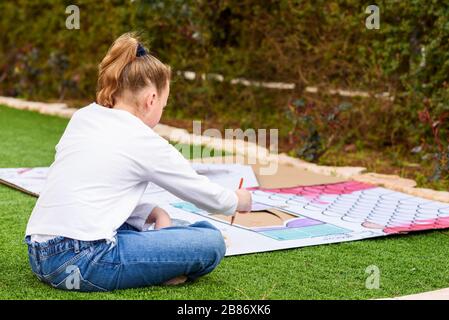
[235,189,252,213]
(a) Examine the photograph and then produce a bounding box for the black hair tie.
[136,43,147,57]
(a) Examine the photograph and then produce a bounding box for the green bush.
[0,1,448,178]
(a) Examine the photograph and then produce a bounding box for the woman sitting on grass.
[24,32,252,292]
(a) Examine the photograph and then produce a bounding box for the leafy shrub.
[0,0,448,181]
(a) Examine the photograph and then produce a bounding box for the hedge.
[1,0,448,177]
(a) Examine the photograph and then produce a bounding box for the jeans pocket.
[92,240,121,266]
[43,248,110,292]
[52,266,108,292]
[41,247,90,281]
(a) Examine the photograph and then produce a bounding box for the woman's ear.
[143,91,157,112]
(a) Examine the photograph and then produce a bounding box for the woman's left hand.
[147,206,172,230]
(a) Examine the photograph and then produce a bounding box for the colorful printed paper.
[1,166,449,256]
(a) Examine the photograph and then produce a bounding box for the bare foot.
[163,275,188,286]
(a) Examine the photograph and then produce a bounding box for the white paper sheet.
[2,165,449,256]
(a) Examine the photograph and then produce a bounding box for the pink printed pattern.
[249,181,375,195]
[249,181,375,204]
[250,181,449,235]
[383,217,449,234]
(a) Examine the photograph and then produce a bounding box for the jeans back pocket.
[52,265,108,292]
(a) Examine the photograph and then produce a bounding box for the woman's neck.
[113,103,137,116]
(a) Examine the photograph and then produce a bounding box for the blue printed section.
[171,202,205,214]
[260,224,350,241]
[171,201,350,242]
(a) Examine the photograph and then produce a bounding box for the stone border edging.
[176,70,393,100]
[1,96,448,203]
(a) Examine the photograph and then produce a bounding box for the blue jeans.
[25,221,226,292]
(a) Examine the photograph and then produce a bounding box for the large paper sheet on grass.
[1,165,449,256]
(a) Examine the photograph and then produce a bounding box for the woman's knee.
[190,222,226,270]
[209,229,226,261]
[189,220,220,232]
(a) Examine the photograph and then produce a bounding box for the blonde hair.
[96,32,172,108]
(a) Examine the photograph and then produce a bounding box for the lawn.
[1,104,449,300]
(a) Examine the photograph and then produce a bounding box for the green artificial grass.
[1,104,449,300]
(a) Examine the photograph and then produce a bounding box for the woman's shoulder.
[73,102,132,122]
[70,102,98,118]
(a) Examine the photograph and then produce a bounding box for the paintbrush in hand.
[230,177,244,225]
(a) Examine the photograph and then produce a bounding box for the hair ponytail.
[96,32,171,108]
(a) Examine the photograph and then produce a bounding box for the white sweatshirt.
[25,103,238,241]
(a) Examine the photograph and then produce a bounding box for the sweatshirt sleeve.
[129,132,239,216]
[126,202,157,231]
